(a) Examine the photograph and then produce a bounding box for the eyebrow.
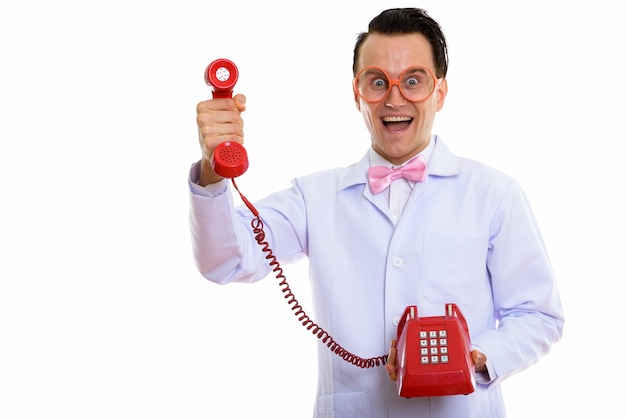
[403,67,429,76]
[361,67,386,77]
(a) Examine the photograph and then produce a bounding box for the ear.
[436,78,448,112]
[353,82,362,111]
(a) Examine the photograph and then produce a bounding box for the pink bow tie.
[368,155,427,194]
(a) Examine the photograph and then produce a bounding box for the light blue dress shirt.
[188,135,565,418]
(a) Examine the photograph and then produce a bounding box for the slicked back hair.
[353,8,448,78]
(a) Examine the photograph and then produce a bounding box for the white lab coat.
[188,136,565,418]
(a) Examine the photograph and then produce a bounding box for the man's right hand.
[196,94,247,186]
[385,339,398,381]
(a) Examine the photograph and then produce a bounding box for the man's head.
[352,8,449,165]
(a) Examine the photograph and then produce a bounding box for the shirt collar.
[338,135,460,192]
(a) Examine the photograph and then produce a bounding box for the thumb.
[233,93,247,112]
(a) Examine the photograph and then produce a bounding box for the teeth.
[383,116,412,122]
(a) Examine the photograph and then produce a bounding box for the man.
[188,8,564,417]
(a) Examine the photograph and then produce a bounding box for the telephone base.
[397,369,475,398]
[395,304,476,398]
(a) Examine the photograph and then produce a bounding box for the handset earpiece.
[205,58,239,98]
[204,58,248,178]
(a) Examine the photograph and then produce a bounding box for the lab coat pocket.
[421,232,488,305]
[314,391,371,417]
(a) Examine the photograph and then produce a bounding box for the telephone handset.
[204,58,249,178]
[395,304,476,398]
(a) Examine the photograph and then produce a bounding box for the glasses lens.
[356,68,390,102]
[399,67,436,101]
[356,66,436,103]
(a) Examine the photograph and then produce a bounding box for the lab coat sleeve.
[187,162,263,283]
[188,161,306,285]
[471,179,565,387]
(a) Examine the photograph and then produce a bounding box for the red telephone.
[395,304,475,398]
[204,58,249,178]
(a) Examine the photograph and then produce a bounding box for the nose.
[385,84,407,108]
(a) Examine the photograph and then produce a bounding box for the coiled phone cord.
[231,179,388,369]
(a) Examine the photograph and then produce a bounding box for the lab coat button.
[392,257,404,267]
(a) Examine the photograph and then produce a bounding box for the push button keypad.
[419,329,449,364]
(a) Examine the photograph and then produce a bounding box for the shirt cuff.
[188,161,228,197]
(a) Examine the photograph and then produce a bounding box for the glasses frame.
[353,65,443,104]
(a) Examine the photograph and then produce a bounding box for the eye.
[373,77,387,89]
[402,67,433,90]
[406,76,420,88]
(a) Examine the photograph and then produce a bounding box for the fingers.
[196,99,245,140]
[471,349,487,372]
[196,94,247,158]
[195,94,247,186]
[196,93,246,114]
[233,93,246,112]
[386,339,398,382]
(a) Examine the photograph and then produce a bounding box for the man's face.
[353,33,447,165]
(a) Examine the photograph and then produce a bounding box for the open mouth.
[382,116,413,130]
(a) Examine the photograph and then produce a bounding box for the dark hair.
[352,8,448,78]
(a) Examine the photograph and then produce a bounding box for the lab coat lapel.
[402,136,462,215]
[339,151,393,221]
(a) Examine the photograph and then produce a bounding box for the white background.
[1,0,624,417]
